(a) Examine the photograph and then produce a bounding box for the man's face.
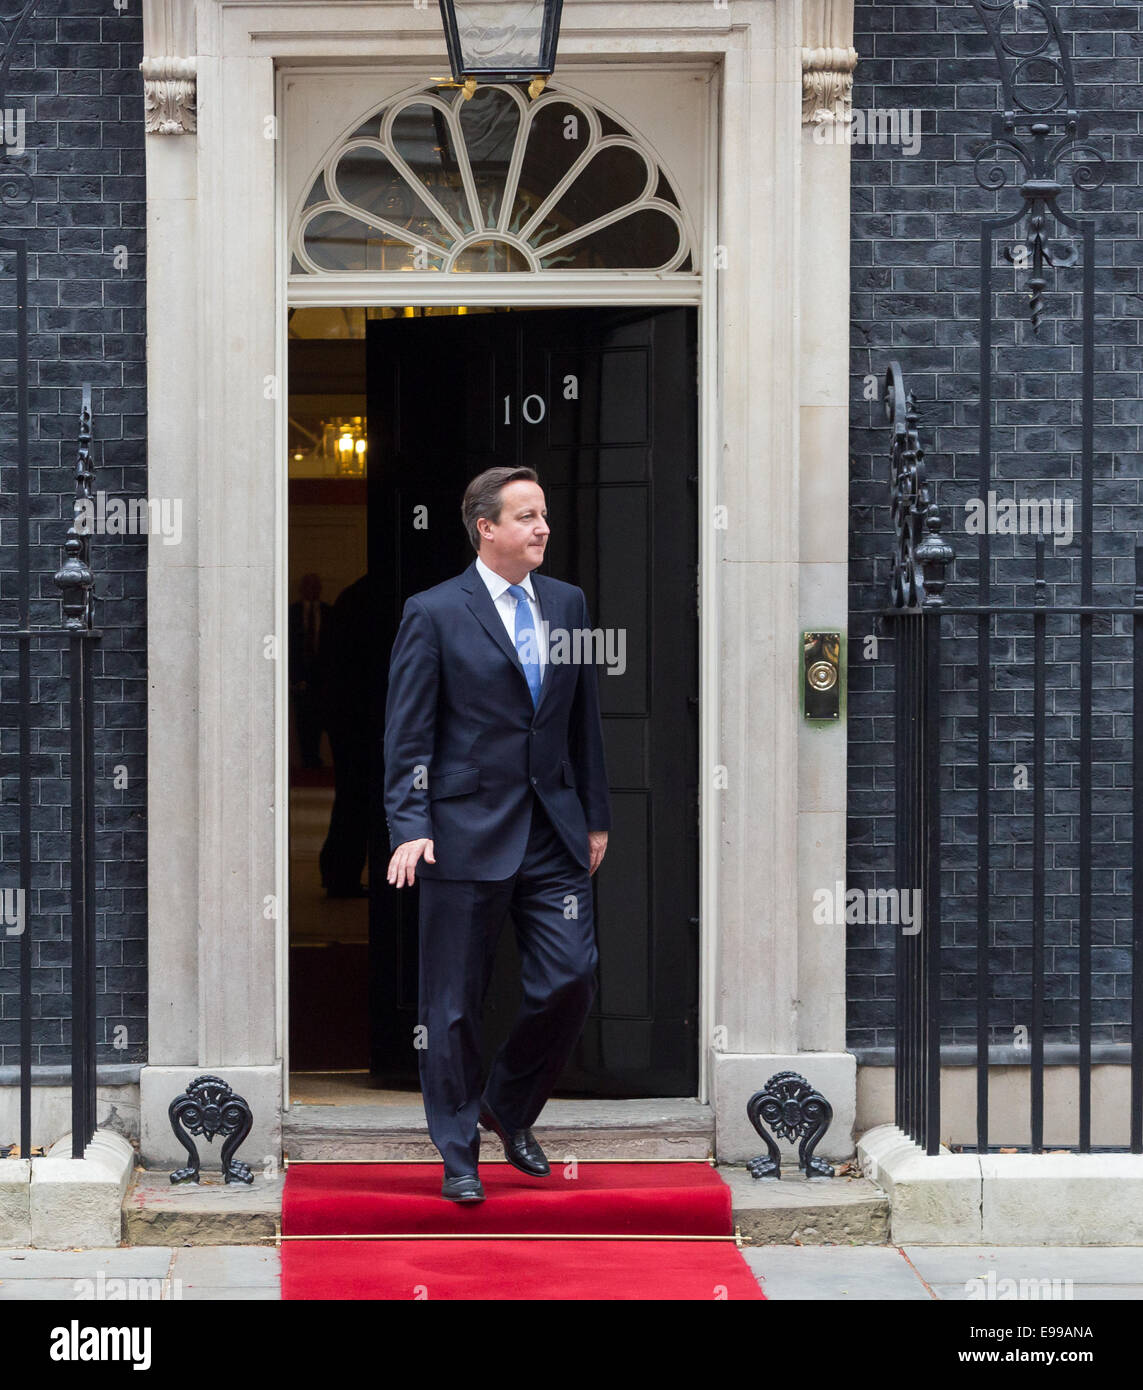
[480,480,549,576]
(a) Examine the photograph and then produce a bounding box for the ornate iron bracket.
[745,1071,834,1179]
[168,1075,255,1184]
[884,361,955,612]
[939,0,1105,332]
[0,0,40,208]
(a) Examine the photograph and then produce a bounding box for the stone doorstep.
[130,1100,716,1246]
[1,1131,135,1249]
[722,1166,891,1247]
[123,1164,888,1249]
[127,1103,885,1249]
[858,1123,1143,1245]
[124,1166,887,1251]
[282,1097,716,1163]
[126,1101,716,1245]
[123,1168,283,1247]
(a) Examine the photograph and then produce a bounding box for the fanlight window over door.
[290,84,694,275]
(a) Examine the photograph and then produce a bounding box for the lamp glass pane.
[451,1,547,72]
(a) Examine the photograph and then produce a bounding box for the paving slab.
[7,1282,184,1301]
[1065,1286,1143,1301]
[0,1239,1140,1300]
[740,1245,932,1300]
[930,1282,1143,1301]
[170,1284,280,1301]
[722,1165,889,1245]
[0,1279,121,1301]
[0,1247,173,1278]
[168,1245,280,1287]
[0,1256,179,1301]
[904,1246,1143,1286]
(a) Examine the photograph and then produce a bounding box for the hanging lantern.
[437,0,564,86]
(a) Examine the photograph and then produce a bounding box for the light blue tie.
[507,584,542,707]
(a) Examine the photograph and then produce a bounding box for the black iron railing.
[1,382,100,1162]
[883,367,954,1156]
[55,388,99,1158]
[1,0,101,1161]
[881,0,1143,1158]
[883,366,1143,1155]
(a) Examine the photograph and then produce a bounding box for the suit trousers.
[416,794,599,1177]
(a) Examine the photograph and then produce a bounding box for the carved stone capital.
[801,45,859,126]
[141,56,196,135]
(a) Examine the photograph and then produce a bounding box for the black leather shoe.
[441,1172,485,1202]
[479,1102,550,1177]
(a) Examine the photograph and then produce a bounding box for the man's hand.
[387,838,435,888]
[588,830,608,876]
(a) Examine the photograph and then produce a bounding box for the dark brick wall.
[5,0,1136,1075]
[847,0,1143,1055]
[0,0,146,1074]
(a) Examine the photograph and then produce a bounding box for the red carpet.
[284,1160,733,1235]
[281,1162,765,1300]
[281,1236,763,1301]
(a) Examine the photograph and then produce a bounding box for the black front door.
[368,307,698,1096]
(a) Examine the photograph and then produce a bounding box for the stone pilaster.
[709,0,862,1166]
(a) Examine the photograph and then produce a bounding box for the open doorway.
[286,305,512,1100]
[286,302,700,1104]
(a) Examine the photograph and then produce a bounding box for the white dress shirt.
[475,554,547,678]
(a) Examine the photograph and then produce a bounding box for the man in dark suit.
[384,466,610,1203]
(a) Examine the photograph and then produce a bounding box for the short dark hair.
[461,467,540,552]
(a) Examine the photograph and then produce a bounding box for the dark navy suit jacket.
[383,560,612,881]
